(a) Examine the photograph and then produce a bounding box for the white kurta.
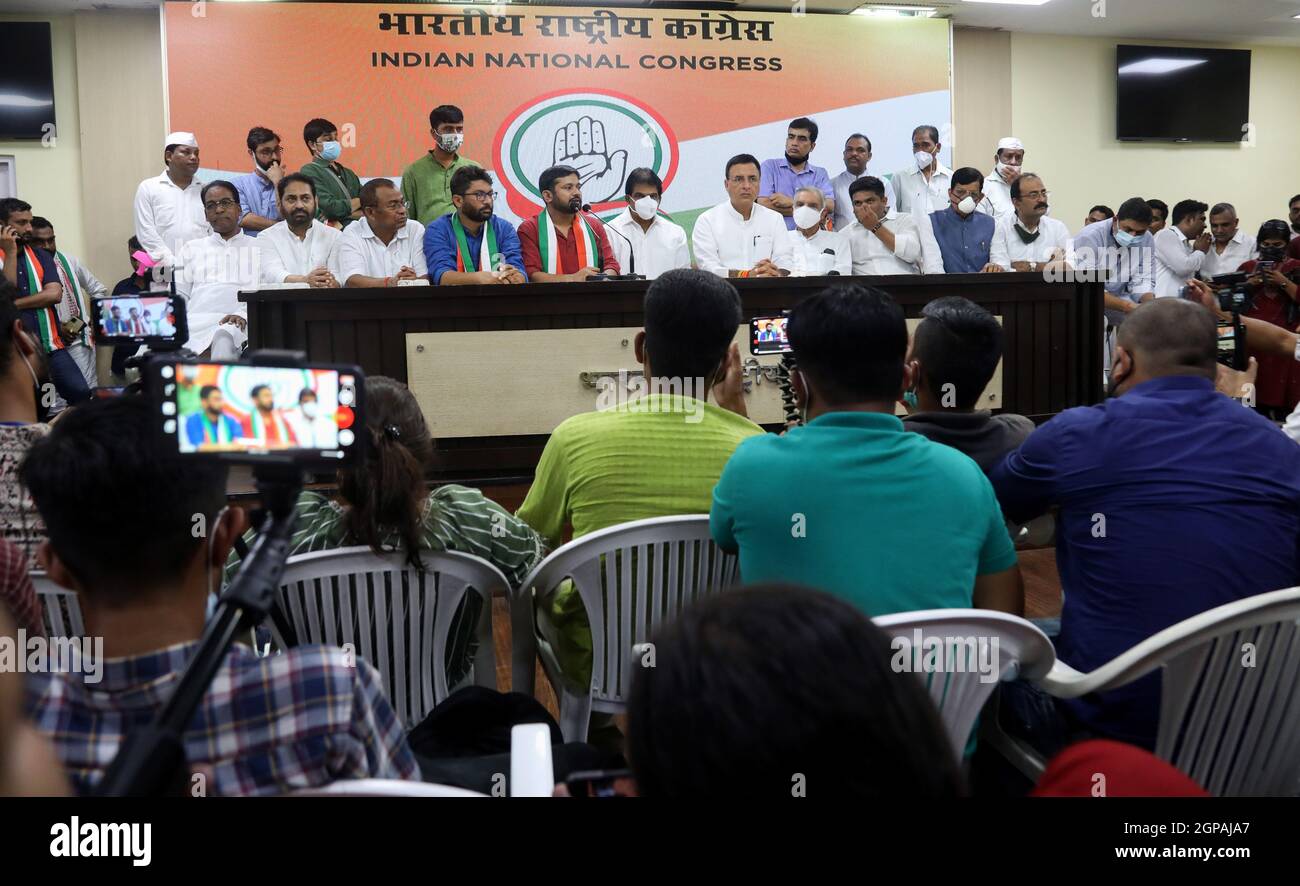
[133,171,210,266]
[690,200,795,277]
[175,231,260,355]
[258,220,342,283]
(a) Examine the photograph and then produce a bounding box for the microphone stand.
[94,463,305,796]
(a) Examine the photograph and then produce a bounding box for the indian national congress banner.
[164,1,952,236]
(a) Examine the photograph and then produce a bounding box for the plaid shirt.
[24,641,419,796]
[0,535,42,635]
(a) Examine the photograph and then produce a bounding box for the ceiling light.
[853,5,939,17]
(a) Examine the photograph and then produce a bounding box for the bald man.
[990,298,1300,753]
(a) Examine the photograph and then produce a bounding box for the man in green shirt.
[517,269,760,699]
[401,105,480,225]
[711,283,1023,617]
[298,117,362,229]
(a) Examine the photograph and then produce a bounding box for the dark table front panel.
[244,274,1104,482]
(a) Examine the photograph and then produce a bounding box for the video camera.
[91,293,188,349]
[1209,274,1252,371]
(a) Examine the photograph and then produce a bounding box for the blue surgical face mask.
[319,140,342,162]
[1114,228,1140,247]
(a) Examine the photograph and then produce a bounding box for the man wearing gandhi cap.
[979,137,1024,222]
[132,131,211,268]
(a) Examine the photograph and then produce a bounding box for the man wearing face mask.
[401,105,480,226]
[299,118,362,229]
[831,134,896,233]
[602,168,689,280]
[786,187,849,276]
[1152,200,1211,299]
[891,125,953,223]
[990,174,1071,272]
[0,285,55,569]
[757,117,834,231]
[989,298,1300,751]
[424,166,526,285]
[1069,197,1156,327]
[285,388,336,449]
[978,137,1024,222]
[257,174,341,287]
[919,168,1002,275]
[233,127,284,237]
[517,165,619,282]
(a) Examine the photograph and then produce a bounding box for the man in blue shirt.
[758,117,834,231]
[920,167,1001,274]
[711,283,1023,617]
[233,127,284,238]
[423,167,525,285]
[1068,196,1156,326]
[990,298,1300,750]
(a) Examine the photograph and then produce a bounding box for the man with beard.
[256,174,341,287]
[133,132,210,267]
[423,166,525,285]
[0,199,88,406]
[233,126,284,236]
[758,117,834,231]
[517,165,619,282]
[990,174,1071,272]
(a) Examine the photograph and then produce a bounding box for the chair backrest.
[271,546,508,730]
[30,571,86,639]
[872,609,1055,762]
[1066,587,1300,796]
[288,778,487,797]
[516,515,739,724]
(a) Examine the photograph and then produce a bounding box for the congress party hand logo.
[495,89,678,219]
[553,117,628,205]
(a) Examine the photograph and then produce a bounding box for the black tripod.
[776,351,802,428]
[94,464,304,796]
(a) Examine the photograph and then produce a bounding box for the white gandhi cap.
[997,137,1024,152]
[164,131,198,149]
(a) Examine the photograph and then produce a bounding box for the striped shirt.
[0,535,42,636]
[227,486,546,686]
[24,641,418,796]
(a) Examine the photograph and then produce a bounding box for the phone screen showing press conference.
[159,362,360,462]
[94,295,180,344]
[750,316,791,355]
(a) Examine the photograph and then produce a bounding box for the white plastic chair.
[270,547,508,730]
[994,586,1300,796]
[511,515,740,742]
[872,609,1055,763]
[287,779,487,797]
[30,571,86,639]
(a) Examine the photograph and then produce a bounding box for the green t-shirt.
[517,394,763,691]
[711,411,1017,615]
[299,158,362,228]
[518,394,764,546]
[400,153,480,226]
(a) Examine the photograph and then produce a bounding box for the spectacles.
[204,199,239,211]
[380,200,408,212]
[1019,189,1050,201]
[464,190,497,201]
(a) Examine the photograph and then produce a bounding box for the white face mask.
[792,205,822,231]
[914,150,934,170]
[957,195,978,215]
[301,401,318,419]
[632,196,659,221]
[996,161,1021,179]
[437,132,464,153]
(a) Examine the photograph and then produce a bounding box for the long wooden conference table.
[242,273,1105,486]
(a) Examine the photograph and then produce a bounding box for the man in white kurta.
[691,156,794,278]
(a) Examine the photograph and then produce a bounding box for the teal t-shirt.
[710,411,1017,615]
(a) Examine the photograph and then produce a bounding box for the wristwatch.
[1028,261,1038,273]
[870,221,883,233]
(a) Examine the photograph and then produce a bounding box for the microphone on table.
[586,203,637,277]
[823,248,841,276]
